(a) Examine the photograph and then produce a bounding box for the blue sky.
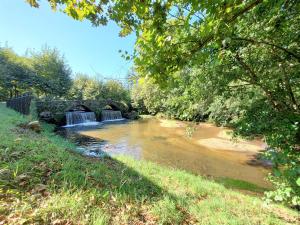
[0,0,136,79]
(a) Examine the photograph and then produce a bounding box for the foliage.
[131,77,165,114]
[0,46,72,100]
[132,69,209,121]
[30,46,72,97]
[68,73,130,103]
[0,47,35,99]
[104,80,130,103]
[234,100,300,206]
[0,105,298,224]
[27,0,300,206]
[0,45,129,104]
[68,73,103,100]
[132,0,300,206]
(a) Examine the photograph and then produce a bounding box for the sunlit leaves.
[68,74,130,103]
[26,0,300,207]
[0,46,72,99]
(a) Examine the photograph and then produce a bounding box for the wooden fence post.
[6,92,32,115]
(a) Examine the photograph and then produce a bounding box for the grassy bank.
[0,105,298,224]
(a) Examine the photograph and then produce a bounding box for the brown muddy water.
[59,118,271,188]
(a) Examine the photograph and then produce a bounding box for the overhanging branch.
[232,37,300,61]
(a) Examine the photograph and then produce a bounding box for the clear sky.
[0,0,136,79]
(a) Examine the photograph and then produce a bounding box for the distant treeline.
[0,46,130,103]
[0,46,72,99]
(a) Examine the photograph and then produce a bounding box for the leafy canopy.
[27,0,300,207]
[0,46,72,99]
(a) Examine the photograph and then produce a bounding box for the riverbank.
[0,105,298,224]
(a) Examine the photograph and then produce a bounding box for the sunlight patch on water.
[159,119,185,128]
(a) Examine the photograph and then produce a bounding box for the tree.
[30,46,72,98]
[27,0,300,206]
[103,80,130,103]
[0,46,73,100]
[68,73,104,100]
[131,77,165,114]
[68,74,130,103]
[0,47,35,99]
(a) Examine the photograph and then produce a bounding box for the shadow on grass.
[1,126,178,224]
[1,103,298,225]
[1,124,170,201]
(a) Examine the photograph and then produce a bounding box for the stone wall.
[35,99,131,125]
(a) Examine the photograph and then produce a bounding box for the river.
[59,117,271,188]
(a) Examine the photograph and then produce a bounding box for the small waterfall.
[101,110,123,121]
[66,111,98,126]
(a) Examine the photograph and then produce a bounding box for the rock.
[39,111,53,121]
[40,111,51,117]
[27,121,42,133]
[16,173,30,182]
[247,158,273,168]
[124,111,139,120]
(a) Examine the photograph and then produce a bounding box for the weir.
[101,110,123,121]
[65,111,99,126]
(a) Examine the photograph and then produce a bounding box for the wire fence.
[6,92,32,115]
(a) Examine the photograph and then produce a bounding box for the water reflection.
[58,118,271,188]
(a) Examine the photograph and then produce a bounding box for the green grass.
[0,105,299,224]
[213,177,269,194]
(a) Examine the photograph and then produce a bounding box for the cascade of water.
[101,110,123,121]
[66,111,97,126]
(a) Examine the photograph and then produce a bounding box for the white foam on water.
[63,121,102,128]
[102,118,125,122]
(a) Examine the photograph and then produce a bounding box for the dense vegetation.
[132,1,300,207]
[68,73,130,103]
[0,105,298,224]
[0,46,72,99]
[0,47,130,104]
[26,0,300,207]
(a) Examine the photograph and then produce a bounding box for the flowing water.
[101,110,124,121]
[65,111,100,127]
[59,118,271,188]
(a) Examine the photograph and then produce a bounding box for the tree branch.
[232,37,300,61]
[227,0,263,23]
[234,53,280,110]
[184,0,264,61]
